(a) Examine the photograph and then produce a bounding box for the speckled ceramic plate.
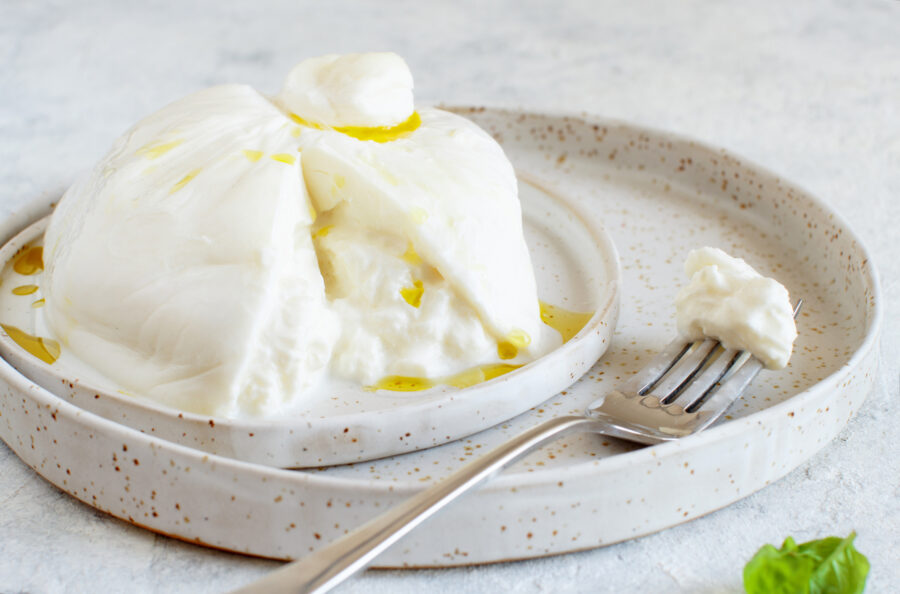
[0,108,881,567]
[0,181,619,467]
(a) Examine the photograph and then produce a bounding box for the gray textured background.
[1,1,897,592]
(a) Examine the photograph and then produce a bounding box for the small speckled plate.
[0,107,881,566]
[0,176,619,468]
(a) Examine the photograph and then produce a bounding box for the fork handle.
[232,415,599,594]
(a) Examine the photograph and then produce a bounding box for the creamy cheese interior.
[675,247,797,369]
[41,53,559,418]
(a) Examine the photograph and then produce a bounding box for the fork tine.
[645,339,719,403]
[618,338,693,394]
[609,299,803,434]
[690,353,762,431]
[688,299,802,428]
[671,346,744,411]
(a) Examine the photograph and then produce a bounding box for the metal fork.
[234,301,801,594]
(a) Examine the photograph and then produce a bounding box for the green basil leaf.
[744,538,815,594]
[743,533,869,594]
[803,533,870,594]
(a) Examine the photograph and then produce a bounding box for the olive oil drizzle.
[288,111,422,143]
[138,139,183,159]
[13,246,43,275]
[399,280,424,308]
[1,324,60,365]
[12,284,38,295]
[372,302,594,392]
[539,301,594,343]
[5,245,58,362]
[372,363,522,392]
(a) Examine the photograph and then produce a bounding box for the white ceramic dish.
[0,181,619,467]
[0,108,881,566]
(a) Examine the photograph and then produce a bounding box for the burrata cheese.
[675,247,797,369]
[41,53,556,417]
